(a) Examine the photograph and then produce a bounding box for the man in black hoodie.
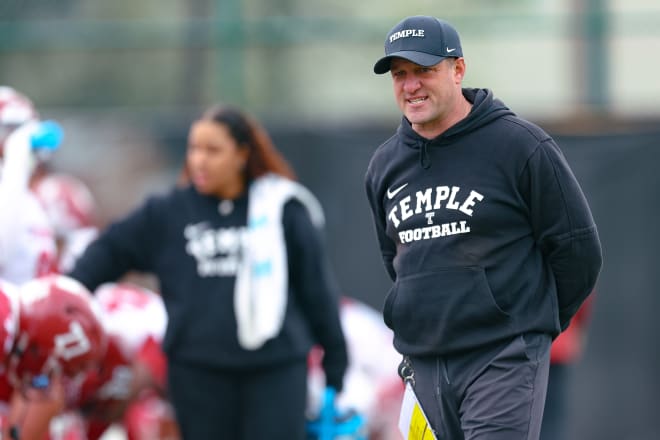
[365,16,602,440]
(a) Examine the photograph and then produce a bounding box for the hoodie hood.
[398,88,515,167]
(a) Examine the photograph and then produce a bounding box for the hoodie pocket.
[384,266,511,354]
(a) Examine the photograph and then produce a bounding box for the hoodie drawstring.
[419,140,431,169]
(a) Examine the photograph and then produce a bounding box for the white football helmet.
[0,86,39,148]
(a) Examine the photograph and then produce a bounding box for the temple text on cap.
[389,29,425,43]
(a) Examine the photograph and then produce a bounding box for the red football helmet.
[7,275,107,391]
[0,86,39,147]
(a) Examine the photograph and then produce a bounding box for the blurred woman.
[68,104,348,439]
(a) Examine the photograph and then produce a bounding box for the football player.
[0,86,59,284]
[0,274,107,440]
[31,172,99,274]
[65,282,179,440]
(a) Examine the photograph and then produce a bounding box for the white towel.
[234,173,324,350]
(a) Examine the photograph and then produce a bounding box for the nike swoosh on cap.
[446,47,456,53]
[387,183,408,200]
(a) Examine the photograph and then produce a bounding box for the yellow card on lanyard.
[398,382,438,439]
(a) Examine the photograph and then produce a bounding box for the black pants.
[409,333,551,440]
[168,359,308,440]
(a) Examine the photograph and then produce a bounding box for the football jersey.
[0,190,57,284]
[0,131,58,283]
[0,280,20,406]
[75,283,167,408]
[0,280,19,372]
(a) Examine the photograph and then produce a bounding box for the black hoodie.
[69,184,348,391]
[365,88,602,357]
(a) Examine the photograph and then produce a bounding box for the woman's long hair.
[179,104,296,186]
[204,104,296,181]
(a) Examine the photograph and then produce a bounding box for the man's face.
[389,57,465,134]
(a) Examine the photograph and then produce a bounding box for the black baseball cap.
[373,16,463,74]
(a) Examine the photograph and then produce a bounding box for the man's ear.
[454,58,467,83]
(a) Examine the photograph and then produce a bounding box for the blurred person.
[364,15,602,440]
[68,104,348,440]
[540,297,594,440]
[1,280,168,440]
[307,296,404,440]
[0,86,59,284]
[70,281,178,440]
[31,170,100,274]
[0,274,107,440]
[14,87,101,276]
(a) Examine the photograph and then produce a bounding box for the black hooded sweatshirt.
[68,184,347,391]
[365,88,602,357]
